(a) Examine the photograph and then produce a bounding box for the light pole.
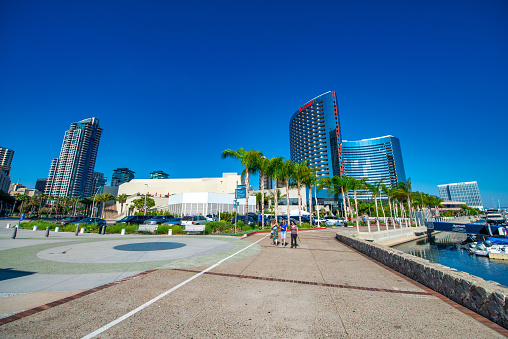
[219,180,223,221]
[144,184,148,216]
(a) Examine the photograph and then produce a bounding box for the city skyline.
[1,1,507,207]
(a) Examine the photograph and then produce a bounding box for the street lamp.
[144,184,148,216]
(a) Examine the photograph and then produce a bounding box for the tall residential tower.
[45,117,103,198]
[0,147,14,193]
[111,168,135,186]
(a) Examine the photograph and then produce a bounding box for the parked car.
[325,216,346,226]
[162,217,182,226]
[144,215,176,225]
[56,216,86,225]
[231,215,257,226]
[115,215,151,225]
[181,215,207,226]
[70,218,106,227]
[205,214,219,222]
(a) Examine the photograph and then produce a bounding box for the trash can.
[168,229,172,236]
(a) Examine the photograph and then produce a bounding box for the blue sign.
[235,188,246,199]
[425,221,507,236]
[20,213,24,221]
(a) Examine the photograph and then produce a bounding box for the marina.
[393,231,508,288]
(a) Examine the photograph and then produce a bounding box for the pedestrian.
[362,216,366,226]
[270,219,279,245]
[290,220,298,248]
[280,219,287,247]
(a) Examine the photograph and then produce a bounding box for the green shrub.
[19,220,56,230]
[204,224,212,235]
[105,223,138,234]
[205,221,229,233]
[300,222,312,229]
[157,225,183,235]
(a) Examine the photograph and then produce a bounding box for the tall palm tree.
[301,167,319,226]
[37,193,46,216]
[256,156,270,229]
[397,178,413,226]
[281,160,296,220]
[381,185,395,228]
[96,193,116,219]
[365,179,384,231]
[342,175,355,222]
[350,177,367,229]
[265,157,285,221]
[320,176,344,217]
[221,148,263,224]
[116,193,128,215]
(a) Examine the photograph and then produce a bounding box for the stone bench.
[136,224,159,233]
[183,224,206,234]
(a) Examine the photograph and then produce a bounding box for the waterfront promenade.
[0,228,506,338]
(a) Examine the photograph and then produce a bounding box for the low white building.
[167,192,255,216]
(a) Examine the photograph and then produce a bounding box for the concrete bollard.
[6,223,10,228]
[168,229,172,236]
[33,226,38,231]
[75,226,80,236]
[367,219,371,233]
[45,227,50,237]
[11,227,17,239]
[121,229,125,235]
[80,228,85,234]
[55,226,60,232]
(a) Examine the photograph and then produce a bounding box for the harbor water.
[393,232,508,288]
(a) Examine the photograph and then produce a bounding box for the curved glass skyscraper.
[289,91,343,177]
[342,135,406,190]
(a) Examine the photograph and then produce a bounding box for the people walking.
[270,219,279,246]
[280,219,287,247]
[290,220,298,248]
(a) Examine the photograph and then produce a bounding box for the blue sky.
[1,0,507,208]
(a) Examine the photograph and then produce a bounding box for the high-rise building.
[92,172,107,195]
[289,91,343,177]
[35,178,47,193]
[111,168,135,186]
[438,181,483,210]
[44,117,103,198]
[259,175,273,190]
[150,170,169,179]
[342,135,406,198]
[0,147,14,193]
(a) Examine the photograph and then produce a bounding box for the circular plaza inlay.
[113,242,186,251]
[36,237,235,264]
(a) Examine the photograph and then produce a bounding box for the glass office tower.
[438,181,483,210]
[111,168,135,186]
[289,91,343,177]
[342,135,406,199]
[45,117,103,198]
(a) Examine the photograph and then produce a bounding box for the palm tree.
[397,178,413,226]
[381,185,395,228]
[280,160,296,220]
[116,193,128,215]
[256,156,270,229]
[365,179,384,231]
[221,148,263,224]
[265,157,284,221]
[292,162,311,225]
[350,177,367,229]
[37,193,46,216]
[98,193,116,219]
[301,167,319,226]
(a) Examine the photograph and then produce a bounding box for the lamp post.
[144,184,148,216]
[219,180,223,221]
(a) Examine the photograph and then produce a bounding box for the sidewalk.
[1,228,506,337]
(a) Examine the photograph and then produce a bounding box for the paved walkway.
[0,228,506,338]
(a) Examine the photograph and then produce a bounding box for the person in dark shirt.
[290,220,298,248]
[270,219,278,245]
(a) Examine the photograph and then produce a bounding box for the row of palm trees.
[8,192,129,219]
[222,147,445,229]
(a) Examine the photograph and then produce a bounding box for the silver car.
[325,216,346,226]
[144,215,176,225]
[181,215,207,226]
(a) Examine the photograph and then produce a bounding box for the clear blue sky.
[1,0,507,208]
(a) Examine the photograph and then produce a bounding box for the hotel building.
[438,181,483,210]
[45,117,103,198]
[289,91,343,177]
[0,147,14,193]
[111,168,135,186]
[342,135,406,197]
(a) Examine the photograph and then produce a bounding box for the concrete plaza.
[0,227,506,338]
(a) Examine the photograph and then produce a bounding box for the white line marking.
[82,235,267,339]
